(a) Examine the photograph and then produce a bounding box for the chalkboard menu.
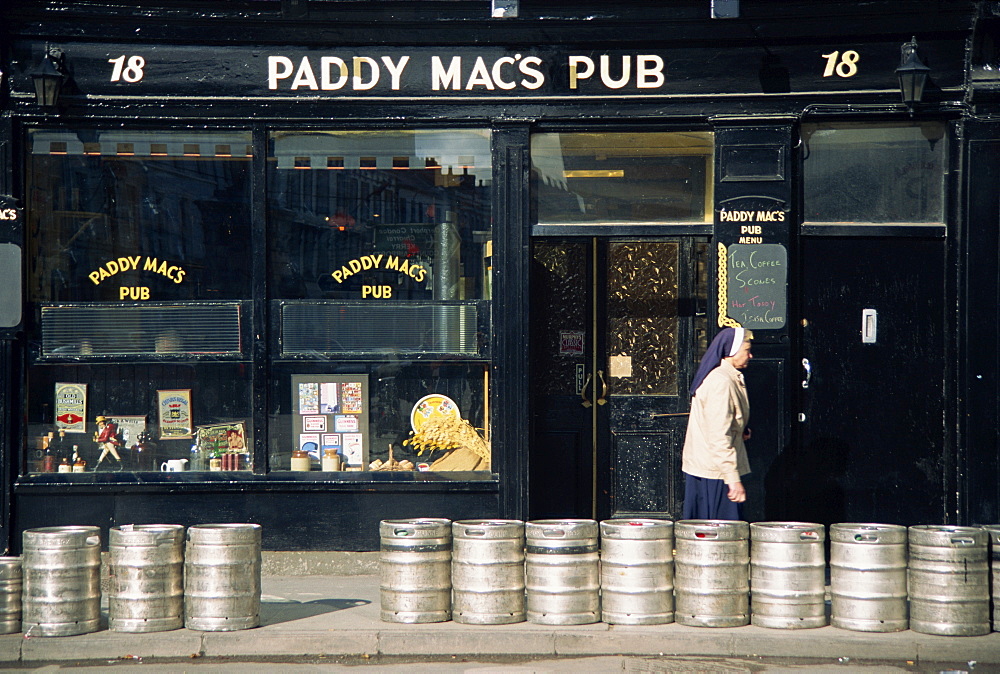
[725,243,787,329]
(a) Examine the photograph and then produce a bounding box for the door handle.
[596,370,608,406]
[580,372,593,408]
[802,358,812,389]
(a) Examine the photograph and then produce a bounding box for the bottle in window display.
[41,439,56,473]
[53,429,69,461]
[130,431,156,471]
[189,443,205,471]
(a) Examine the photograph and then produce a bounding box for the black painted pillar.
[962,121,1000,525]
[492,124,531,521]
[711,122,794,522]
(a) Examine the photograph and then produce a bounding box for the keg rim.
[525,519,599,538]
[600,518,674,540]
[830,522,906,532]
[22,526,102,548]
[908,524,984,535]
[600,518,673,527]
[113,523,185,533]
[675,519,749,540]
[186,522,262,544]
[24,525,100,535]
[751,521,824,531]
[452,520,525,539]
[110,524,186,546]
[830,522,907,544]
[188,523,262,531]
[380,518,452,527]
[907,524,987,546]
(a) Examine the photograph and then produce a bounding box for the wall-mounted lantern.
[895,37,931,107]
[31,47,67,109]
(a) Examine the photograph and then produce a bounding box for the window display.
[24,129,254,476]
[27,363,253,474]
[290,375,369,471]
[23,127,494,478]
[267,129,493,474]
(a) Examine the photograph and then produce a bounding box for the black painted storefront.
[1,0,999,552]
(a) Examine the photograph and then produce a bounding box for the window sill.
[15,471,499,493]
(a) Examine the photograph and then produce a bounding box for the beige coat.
[681,359,750,485]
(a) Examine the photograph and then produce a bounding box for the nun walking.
[681,327,753,520]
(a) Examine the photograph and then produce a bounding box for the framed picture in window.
[157,389,193,439]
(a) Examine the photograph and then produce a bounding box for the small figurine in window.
[94,415,124,471]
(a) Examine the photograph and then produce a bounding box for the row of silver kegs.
[0,523,262,636]
[380,518,1000,636]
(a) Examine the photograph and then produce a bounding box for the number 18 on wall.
[108,55,146,82]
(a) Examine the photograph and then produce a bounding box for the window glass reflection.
[531,132,714,225]
[27,130,252,302]
[802,122,947,224]
[268,130,492,301]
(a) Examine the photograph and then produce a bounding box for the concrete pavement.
[0,575,997,668]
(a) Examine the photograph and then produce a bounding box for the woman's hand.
[727,481,746,503]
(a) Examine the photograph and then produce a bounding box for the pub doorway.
[528,237,709,521]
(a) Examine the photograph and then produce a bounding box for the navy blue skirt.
[682,473,743,520]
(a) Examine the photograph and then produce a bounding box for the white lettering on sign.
[270,55,412,91]
[719,209,786,223]
[0,209,18,221]
[263,53,668,93]
[568,55,664,89]
[431,55,544,91]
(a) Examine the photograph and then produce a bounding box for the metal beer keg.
[109,524,185,632]
[0,557,22,634]
[525,519,600,625]
[830,523,907,632]
[985,525,1000,631]
[379,518,452,623]
[184,523,262,631]
[750,522,826,629]
[908,525,990,636]
[599,518,674,625]
[22,526,101,637]
[452,520,525,624]
[674,520,750,627]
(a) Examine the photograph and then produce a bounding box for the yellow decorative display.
[716,242,742,329]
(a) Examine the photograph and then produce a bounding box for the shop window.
[530,131,714,225]
[267,130,493,475]
[27,364,252,474]
[25,130,254,477]
[801,122,947,224]
[27,129,253,302]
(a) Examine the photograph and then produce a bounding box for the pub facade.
[0,0,998,552]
